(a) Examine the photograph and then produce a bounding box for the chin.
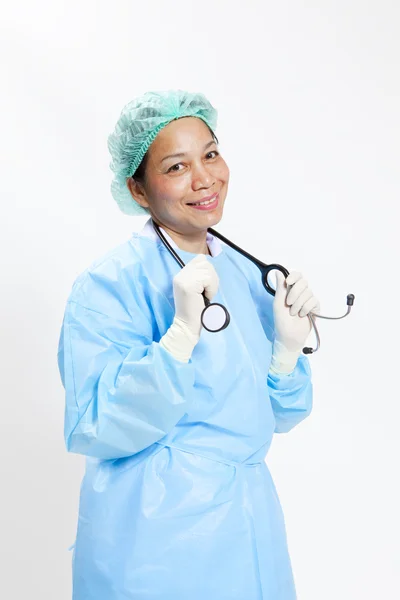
[208,212,223,228]
[207,205,224,226]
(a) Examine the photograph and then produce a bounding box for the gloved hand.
[270,270,320,375]
[160,255,219,363]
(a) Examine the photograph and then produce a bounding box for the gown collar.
[139,217,223,258]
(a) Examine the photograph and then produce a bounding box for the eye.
[166,151,220,173]
[167,163,183,173]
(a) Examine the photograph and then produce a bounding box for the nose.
[191,160,215,190]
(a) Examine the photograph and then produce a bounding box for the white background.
[1,1,399,598]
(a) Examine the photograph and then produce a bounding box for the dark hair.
[132,123,219,185]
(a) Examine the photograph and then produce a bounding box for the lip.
[187,192,218,205]
[187,192,219,211]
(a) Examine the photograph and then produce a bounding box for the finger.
[298,296,319,317]
[189,254,209,267]
[286,278,309,306]
[274,271,287,302]
[180,255,208,277]
[290,288,314,316]
[203,271,219,300]
[286,271,303,286]
[306,299,321,316]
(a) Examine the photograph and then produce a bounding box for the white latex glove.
[160,255,219,363]
[270,270,320,375]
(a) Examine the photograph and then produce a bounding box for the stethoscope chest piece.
[201,301,230,333]
[152,219,355,352]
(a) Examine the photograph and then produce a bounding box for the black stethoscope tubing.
[152,220,355,354]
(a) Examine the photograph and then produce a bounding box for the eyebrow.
[161,140,216,163]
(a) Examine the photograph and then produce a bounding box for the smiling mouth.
[187,193,218,206]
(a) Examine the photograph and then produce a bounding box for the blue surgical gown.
[57,222,313,600]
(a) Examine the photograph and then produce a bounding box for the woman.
[58,89,320,599]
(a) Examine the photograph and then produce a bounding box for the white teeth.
[191,196,216,206]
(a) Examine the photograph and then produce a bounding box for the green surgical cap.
[107,89,218,216]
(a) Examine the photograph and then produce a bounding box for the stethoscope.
[152,220,355,354]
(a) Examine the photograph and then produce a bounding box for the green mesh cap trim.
[107,89,218,216]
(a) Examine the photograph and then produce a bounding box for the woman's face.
[127,116,230,236]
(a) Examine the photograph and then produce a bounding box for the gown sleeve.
[244,256,313,434]
[57,258,195,460]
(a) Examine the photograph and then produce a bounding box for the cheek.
[216,160,230,182]
[151,179,187,208]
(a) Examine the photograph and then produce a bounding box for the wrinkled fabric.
[58,220,313,599]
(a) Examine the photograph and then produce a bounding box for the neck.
[156,222,210,255]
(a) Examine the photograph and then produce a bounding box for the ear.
[126,177,150,209]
